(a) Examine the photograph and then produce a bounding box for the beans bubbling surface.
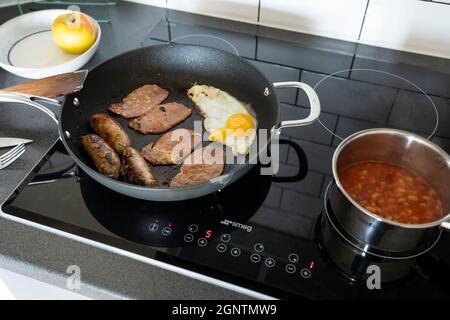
[339,161,444,224]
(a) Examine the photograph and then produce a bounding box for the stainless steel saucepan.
[329,128,450,254]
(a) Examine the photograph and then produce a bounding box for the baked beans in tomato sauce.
[339,161,444,224]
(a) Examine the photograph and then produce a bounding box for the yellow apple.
[51,12,96,54]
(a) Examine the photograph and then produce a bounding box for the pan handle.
[441,221,450,231]
[273,82,321,130]
[0,91,59,124]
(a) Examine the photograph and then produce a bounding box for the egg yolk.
[209,114,255,142]
[225,114,255,131]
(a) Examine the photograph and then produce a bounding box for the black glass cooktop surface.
[3,142,450,299]
[2,10,450,299]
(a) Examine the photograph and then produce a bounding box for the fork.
[0,144,25,169]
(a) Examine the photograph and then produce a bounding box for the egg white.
[188,85,257,156]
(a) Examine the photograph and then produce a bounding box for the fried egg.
[188,85,257,156]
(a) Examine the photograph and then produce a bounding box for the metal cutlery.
[0,144,25,169]
[0,137,33,149]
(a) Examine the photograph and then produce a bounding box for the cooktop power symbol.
[148,223,159,232]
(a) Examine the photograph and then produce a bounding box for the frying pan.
[0,44,320,201]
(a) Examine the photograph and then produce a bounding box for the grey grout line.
[294,69,303,105]
[254,36,259,59]
[167,16,172,41]
[245,57,302,74]
[357,0,370,41]
[348,0,370,79]
[255,0,261,60]
[257,0,261,23]
[423,0,450,5]
[385,88,400,124]
[255,58,349,79]
[331,113,341,146]
[317,174,326,200]
[348,53,356,79]
[276,187,282,210]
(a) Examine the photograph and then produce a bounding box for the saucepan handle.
[273,81,321,130]
[0,91,60,124]
[441,221,450,231]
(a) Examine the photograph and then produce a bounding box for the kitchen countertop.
[0,1,251,300]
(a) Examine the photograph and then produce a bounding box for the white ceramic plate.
[0,9,101,79]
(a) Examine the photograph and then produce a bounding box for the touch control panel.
[156,221,318,282]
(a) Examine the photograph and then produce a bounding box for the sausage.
[81,134,120,179]
[90,114,131,154]
[123,147,159,187]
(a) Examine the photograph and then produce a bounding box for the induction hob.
[3,141,450,299]
[2,11,450,299]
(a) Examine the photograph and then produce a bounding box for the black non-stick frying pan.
[0,44,320,201]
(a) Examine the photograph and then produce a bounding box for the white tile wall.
[360,0,450,59]
[259,0,368,42]
[123,0,450,59]
[125,0,167,8]
[167,0,259,23]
